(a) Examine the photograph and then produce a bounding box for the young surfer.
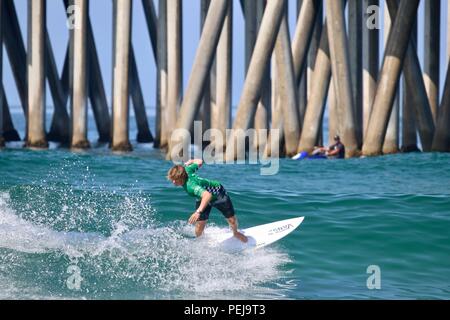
[167,159,248,243]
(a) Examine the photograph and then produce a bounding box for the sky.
[3,0,450,118]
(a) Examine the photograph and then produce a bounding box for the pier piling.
[167,0,182,143]
[26,0,48,149]
[401,23,420,153]
[130,46,153,143]
[70,0,90,149]
[155,0,167,149]
[169,0,229,159]
[298,20,331,153]
[432,64,450,152]
[46,36,70,144]
[4,1,28,120]
[214,0,232,152]
[362,0,378,139]
[363,0,420,156]
[382,5,399,154]
[226,0,286,161]
[424,0,440,125]
[348,0,363,147]
[111,0,132,152]
[0,0,4,147]
[326,0,358,157]
[1,0,449,157]
[275,16,300,157]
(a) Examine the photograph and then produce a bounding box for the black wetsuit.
[328,141,345,159]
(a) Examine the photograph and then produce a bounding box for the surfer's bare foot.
[234,232,248,243]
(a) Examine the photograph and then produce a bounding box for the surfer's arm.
[326,147,339,156]
[188,191,212,224]
[184,159,203,168]
[197,191,212,212]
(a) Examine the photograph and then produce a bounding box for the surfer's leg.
[195,220,207,237]
[226,216,248,243]
[212,191,248,243]
[195,201,211,237]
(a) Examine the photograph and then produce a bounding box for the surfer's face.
[172,179,184,186]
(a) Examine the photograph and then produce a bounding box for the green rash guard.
[183,163,223,201]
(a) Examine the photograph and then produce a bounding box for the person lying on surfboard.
[167,159,248,243]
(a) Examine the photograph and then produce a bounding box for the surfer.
[313,135,346,159]
[167,159,248,243]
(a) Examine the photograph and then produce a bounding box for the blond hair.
[167,165,188,184]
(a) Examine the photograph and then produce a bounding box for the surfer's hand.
[188,212,200,224]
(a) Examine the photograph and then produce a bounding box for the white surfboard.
[205,217,304,252]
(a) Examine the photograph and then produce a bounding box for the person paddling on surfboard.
[167,159,248,243]
[312,134,346,159]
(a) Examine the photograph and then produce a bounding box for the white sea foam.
[0,191,293,298]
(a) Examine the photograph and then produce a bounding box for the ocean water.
[1,113,450,299]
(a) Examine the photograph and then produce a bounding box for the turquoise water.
[1,112,450,299]
[1,144,449,299]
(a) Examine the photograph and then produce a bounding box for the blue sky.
[3,0,449,117]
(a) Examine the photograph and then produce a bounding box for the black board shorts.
[195,189,235,221]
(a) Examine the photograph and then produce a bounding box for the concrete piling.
[226,0,286,161]
[292,0,321,89]
[46,35,70,144]
[274,17,300,157]
[363,0,420,156]
[87,17,111,143]
[266,54,281,158]
[130,46,153,143]
[64,0,111,143]
[111,0,132,152]
[348,0,363,146]
[328,80,338,145]
[214,0,232,151]
[298,20,332,153]
[432,63,450,152]
[169,0,229,159]
[424,0,440,124]
[244,0,257,73]
[293,0,321,126]
[4,0,28,117]
[402,74,420,152]
[0,0,4,147]
[1,0,449,157]
[141,0,158,61]
[1,85,21,142]
[362,0,378,138]
[307,1,323,144]
[254,0,271,152]
[326,0,358,157]
[26,0,48,149]
[198,0,212,138]
[155,0,168,149]
[167,0,182,142]
[70,0,90,149]
[401,21,419,152]
[448,0,450,63]
[382,4,399,154]
[431,3,450,151]
[385,0,435,152]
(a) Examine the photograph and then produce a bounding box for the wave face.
[1,149,450,299]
